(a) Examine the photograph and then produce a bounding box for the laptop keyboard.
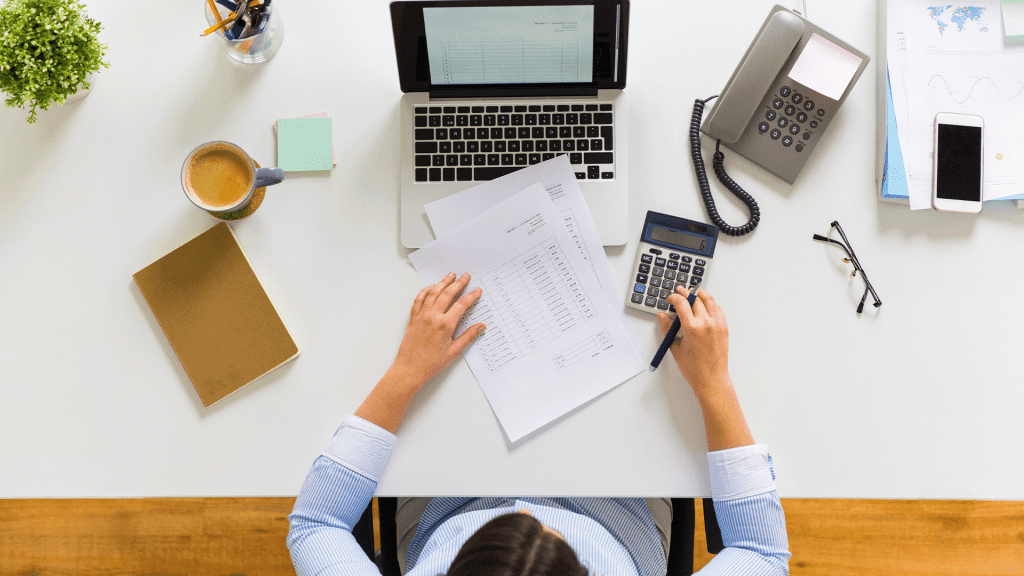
[413,103,614,182]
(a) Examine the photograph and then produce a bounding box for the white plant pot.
[62,73,94,104]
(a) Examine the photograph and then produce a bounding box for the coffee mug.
[181,141,284,214]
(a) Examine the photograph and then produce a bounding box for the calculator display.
[650,226,707,252]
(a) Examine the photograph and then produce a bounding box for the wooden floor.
[2,498,1023,575]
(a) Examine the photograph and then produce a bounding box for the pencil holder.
[204,0,284,64]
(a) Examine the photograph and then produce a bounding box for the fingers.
[668,286,695,324]
[423,272,456,310]
[448,286,483,319]
[450,322,487,357]
[656,312,673,335]
[697,290,723,319]
[434,273,472,312]
[411,285,432,316]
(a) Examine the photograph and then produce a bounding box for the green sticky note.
[277,117,334,172]
[1004,0,1024,39]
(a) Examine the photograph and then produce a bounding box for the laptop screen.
[392,0,629,93]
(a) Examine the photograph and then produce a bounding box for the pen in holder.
[204,0,283,64]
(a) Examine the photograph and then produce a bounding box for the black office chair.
[353,497,723,576]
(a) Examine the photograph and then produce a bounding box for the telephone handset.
[691,5,870,236]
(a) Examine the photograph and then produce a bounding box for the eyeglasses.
[812,221,881,314]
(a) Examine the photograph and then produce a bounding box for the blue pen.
[648,286,699,372]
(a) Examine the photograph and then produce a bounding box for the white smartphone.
[932,112,984,214]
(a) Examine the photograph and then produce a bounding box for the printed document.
[409,184,645,442]
[425,156,641,356]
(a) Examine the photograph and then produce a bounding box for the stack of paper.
[883,0,1024,208]
[409,157,644,442]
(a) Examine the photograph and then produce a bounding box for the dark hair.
[447,512,589,576]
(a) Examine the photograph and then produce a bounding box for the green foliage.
[0,0,109,123]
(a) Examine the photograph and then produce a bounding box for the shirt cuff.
[707,444,776,502]
[321,415,397,483]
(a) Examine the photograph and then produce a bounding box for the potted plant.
[0,0,108,123]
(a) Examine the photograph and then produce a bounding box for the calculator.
[626,211,719,314]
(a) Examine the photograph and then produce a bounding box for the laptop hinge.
[428,87,599,99]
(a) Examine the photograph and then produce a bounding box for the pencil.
[200,0,264,37]
[206,0,222,22]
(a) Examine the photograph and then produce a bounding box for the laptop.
[391,0,631,248]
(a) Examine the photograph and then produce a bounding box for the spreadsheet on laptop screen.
[422,6,595,85]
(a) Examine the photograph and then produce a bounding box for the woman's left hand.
[388,272,486,392]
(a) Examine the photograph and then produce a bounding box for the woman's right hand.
[656,287,731,397]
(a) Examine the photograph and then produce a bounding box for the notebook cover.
[133,223,299,406]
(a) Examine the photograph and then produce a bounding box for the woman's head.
[447,511,589,576]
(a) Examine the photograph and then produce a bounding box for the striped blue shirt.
[288,416,790,576]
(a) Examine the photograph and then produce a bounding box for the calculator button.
[633,283,646,294]
[652,267,664,278]
[669,253,680,260]
[791,93,803,104]
[666,260,678,271]
[660,289,672,299]
[664,270,676,280]
[649,248,662,255]
[765,110,776,121]
[638,264,651,274]
[681,256,692,263]
[631,293,643,304]
[662,281,674,292]
[636,274,649,284]
[690,276,702,286]
[679,263,691,273]
[657,299,670,310]
[695,259,706,266]
[641,254,653,264]
[654,257,666,267]
[692,267,705,277]
[676,273,688,284]
[779,86,791,97]
[650,277,662,288]
[645,296,658,307]
[669,304,676,313]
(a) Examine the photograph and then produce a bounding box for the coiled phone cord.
[689,96,761,237]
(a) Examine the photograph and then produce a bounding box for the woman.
[288,272,790,575]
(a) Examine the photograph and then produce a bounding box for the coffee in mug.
[181,141,284,214]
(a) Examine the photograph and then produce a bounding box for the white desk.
[2,0,1022,500]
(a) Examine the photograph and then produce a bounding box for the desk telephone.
[691,5,869,236]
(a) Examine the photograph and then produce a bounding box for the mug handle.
[255,167,284,188]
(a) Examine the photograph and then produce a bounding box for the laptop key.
[514,105,527,112]
[546,127,558,138]
[430,107,442,114]
[504,128,516,139]
[584,152,613,164]
[474,154,486,165]
[415,155,431,167]
[563,140,575,151]
[591,139,603,151]
[577,140,589,151]
[415,116,427,128]
[429,168,441,181]
[415,168,428,181]
[450,130,462,141]
[553,113,565,125]
[415,107,428,115]
[558,105,571,111]
[566,113,578,125]
[511,114,523,126]
[525,114,537,125]
[486,106,499,113]
[443,115,455,127]
[500,105,513,112]
[472,106,484,113]
[518,127,530,138]
[432,155,444,166]
[560,127,572,138]
[484,115,496,126]
[570,153,583,165]
[522,141,533,152]
[446,155,458,166]
[460,154,472,166]
[439,141,451,153]
[491,128,502,139]
[457,106,470,113]
[457,168,472,181]
[532,127,544,138]
[580,113,592,124]
[488,154,500,165]
[542,153,555,161]
[475,166,524,180]
[481,142,493,152]
[575,172,586,180]
[594,113,613,124]
[573,126,586,138]
[416,142,438,154]
[539,114,551,125]
[587,126,600,138]
[602,171,614,179]
[601,126,613,150]
[495,141,506,152]
[415,129,433,140]
[443,168,455,181]
[549,140,562,151]
[436,129,448,140]
[456,115,468,126]
[443,106,456,113]
[515,154,527,165]
[588,166,600,179]
[529,153,540,164]
[470,115,482,126]
[501,154,513,165]
[535,140,547,152]
[543,105,556,111]
[586,104,598,111]
[600,104,612,111]
[508,141,520,152]
[429,116,441,127]
[497,115,509,126]
[467,141,479,153]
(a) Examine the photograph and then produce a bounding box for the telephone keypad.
[758,122,770,133]
[802,132,811,140]
[791,93,803,104]
[789,125,800,135]
[777,117,788,128]
[765,110,777,121]
[796,112,808,123]
[779,85,792,97]
[795,143,804,152]
[773,98,784,109]
[810,120,819,128]
[782,136,793,147]
[770,129,781,139]
[817,108,826,117]
[784,105,796,116]
[804,100,815,111]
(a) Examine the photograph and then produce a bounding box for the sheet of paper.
[788,33,864,101]
[900,0,1024,208]
[276,117,334,172]
[409,184,645,442]
[424,156,641,356]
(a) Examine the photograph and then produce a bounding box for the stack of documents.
[409,156,644,442]
[880,0,1024,208]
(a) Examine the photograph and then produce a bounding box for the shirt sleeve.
[696,445,791,576]
[287,415,397,576]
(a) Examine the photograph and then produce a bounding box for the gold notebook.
[134,223,298,406]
